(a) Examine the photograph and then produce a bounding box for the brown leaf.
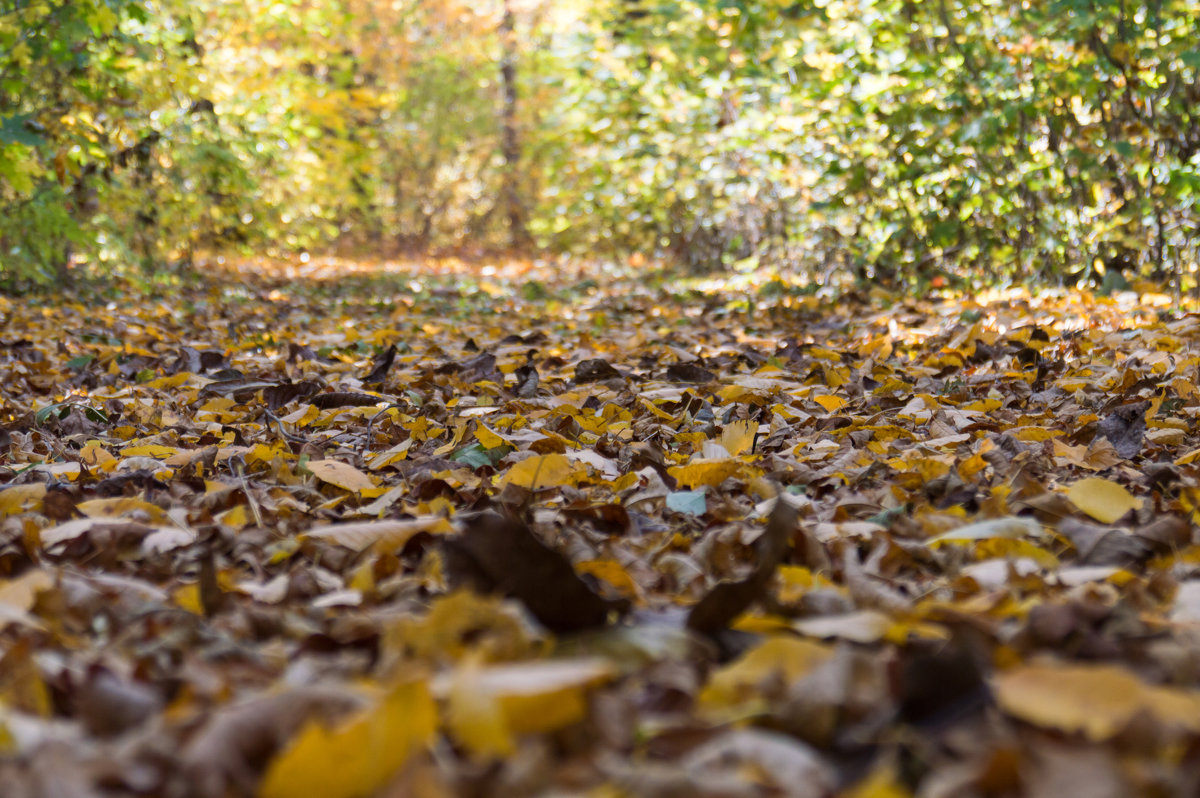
[665,362,717,384]
[76,665,162,737]
[1058,518,1151,566]
[574,358,623,384]
[361,343,397,384]
[442,512,628,633]
[309,391,385,409]
[1096,401,1148,459]
[686,497,795,636]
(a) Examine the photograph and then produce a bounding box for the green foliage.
[1,0,1197,288]
[548,0,1200,283]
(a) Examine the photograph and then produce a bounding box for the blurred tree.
[1,0,1196,290]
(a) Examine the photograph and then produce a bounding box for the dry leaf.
[259,680,436,798]
[303,516,451,552]
[1065,478,1142,524]
[994,661,1200,740]
[306,459,377,492]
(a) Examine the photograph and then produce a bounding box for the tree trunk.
[499,0,530,250]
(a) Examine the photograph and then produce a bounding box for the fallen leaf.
[687,496,796,635]
[259,680,436,798]
[306,459,377,493]
[0,483,46,517]
[927,516,1044,544]
[1096,401,1147,459]
[436,658,614,756]
[0,569,53,629]
[668,458,759,489]
[1065,478,1142,524]
[303,516,452,552]
[699,635,833,719]
[994,661,1200,740]
[499,453,575,490]
[442,512,627,633]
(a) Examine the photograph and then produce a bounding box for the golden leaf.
[994,661,1200,740]
[1065,477,1142,524]
[259,680,436,798]
[719,419,757,456]
[0,484,46,518]
[499,453,574,489]
[668,458,759,489]
[699,636,833,719]
[435,658,614,756]
[306,459,377,493]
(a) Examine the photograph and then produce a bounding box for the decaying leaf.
[442,512,628,633]
[686,496,797,636]
[9,258,1200,797]
[1096,401,1148,460]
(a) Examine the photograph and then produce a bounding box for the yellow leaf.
[994,662,1200,740]
[699,636,832,719]
[307,459,377,493]
[444,658,515,757]
[368,440,413,470]
[119,444,180,458]
[474,423,512,450]
[1066,477,1142,524]
[143,372,193,389]
[812,394,846,413]
[500,454,574,489]
[1013,427,1060,442]
[76,497,167,523]
[957,451,989,480]
[973,538,1059,568]
[303,517,452,553]
[435,658,614,756]
[776,566,838,604]
[259,680,436,798]
[217,504,250,530]
[79,443,116,467]
[0,569,53,629]
[668,458,760,489]
[248,443,290,466]
[0,484,45,517]
[281,404,319,426]
[575,559,639,599]
[719,419,757,455]
[173,583,204,615]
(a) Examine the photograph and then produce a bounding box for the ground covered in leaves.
[5,257,1200,797]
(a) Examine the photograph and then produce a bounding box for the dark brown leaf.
[686,497,795,635]
[1096,401,1148,460]
[442,512,628,633]
[575,358,623,384]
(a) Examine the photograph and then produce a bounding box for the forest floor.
[3,255,1200,797]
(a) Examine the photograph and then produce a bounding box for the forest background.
[1,0,1198,291]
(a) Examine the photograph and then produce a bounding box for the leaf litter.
[3,257,1200,794]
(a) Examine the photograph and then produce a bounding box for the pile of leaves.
[5,257,1200,796]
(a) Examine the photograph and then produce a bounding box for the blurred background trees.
[1,0,1197,291]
